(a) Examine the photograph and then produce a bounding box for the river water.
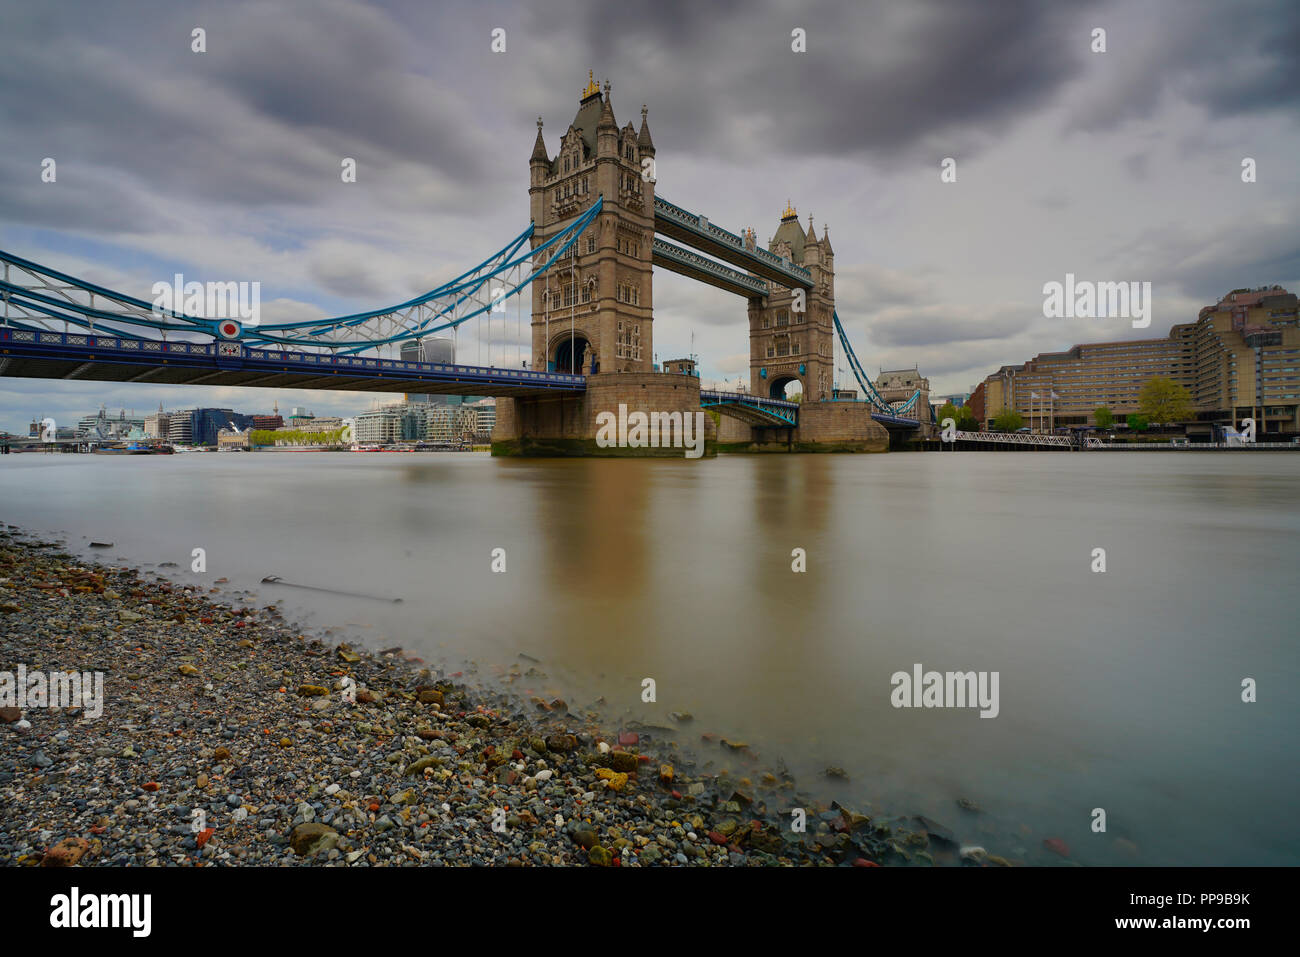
[2,449,1296,865]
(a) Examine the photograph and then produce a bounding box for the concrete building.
[425,404,478,443]
[662,357,698,376]
[144,406,170,439]
[353,408,404,445]
[975,286,1300,435]
[250,414,283,430]
[292,416,344,434]
[467,398,496,438]
[168,412,194,445]
[875,368,931,408]
[1184,285,1300,436]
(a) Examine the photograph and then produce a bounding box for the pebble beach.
[0,524,1005,867]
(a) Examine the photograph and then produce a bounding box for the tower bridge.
[0,74,927,455]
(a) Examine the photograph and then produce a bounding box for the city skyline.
[2,0,1298,432]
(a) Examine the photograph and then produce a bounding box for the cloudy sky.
[2,0,1297,432]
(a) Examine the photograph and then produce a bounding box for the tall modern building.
[402,337,466,404]
[977,286,1300,436]
[467,398,496,436]
[166,408,253,446]
[400,337,455,365]
[168,411,194,445]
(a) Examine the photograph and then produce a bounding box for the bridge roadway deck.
[653,197,813,291]
[0,329,585,397]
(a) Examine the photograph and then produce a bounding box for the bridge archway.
[769,374,803,401]
[553,334,591,374]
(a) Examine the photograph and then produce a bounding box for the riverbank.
[0,526,984,867]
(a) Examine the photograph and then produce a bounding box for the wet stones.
[41,837,90,867]
[544,733,577,753]
[289,822,338,856]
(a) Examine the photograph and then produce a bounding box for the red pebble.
[195,827,215,848]
[636,754,651,764]
[618,732,638,747]
[1043,838,1070,857]
[511,750,524,760]
[142,782,160,792]
[707,831,727,845]
[853,858,879,867]
[671,790,682,800]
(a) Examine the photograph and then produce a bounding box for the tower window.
[585,236,596,254]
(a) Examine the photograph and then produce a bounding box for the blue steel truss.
[0,198,604,353]
[700,389,799,427]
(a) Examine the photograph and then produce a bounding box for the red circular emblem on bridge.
[217,320,242,339]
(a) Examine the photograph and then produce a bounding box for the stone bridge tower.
[747,203,835,402]
[528,73,656,374]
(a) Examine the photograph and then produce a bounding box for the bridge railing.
[1083,438,1300,450]
[0,329,587,388]
[950,430,1075,447]
[700,389,799,411]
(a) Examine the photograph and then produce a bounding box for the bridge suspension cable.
[0,198,603,354]
[831,309,921,417]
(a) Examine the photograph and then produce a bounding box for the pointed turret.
[821,225,833,256]
[529,117,549,164]
[805,213,817,244]
[638,105,655,155]
[597,86,617,131]
[596,79,618,158]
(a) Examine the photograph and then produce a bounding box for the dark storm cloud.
[520,0,1103,162]
[1069,0,1300,132]
[869,304,1033,348]
[0,0,504,233]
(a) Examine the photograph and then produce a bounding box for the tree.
[1126,413,1149,432]
[991,408,1024,433]
[1138,376,1194,424]
[956,406,979,432]
[1094,406,1113,429]
[938,401,958,424]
